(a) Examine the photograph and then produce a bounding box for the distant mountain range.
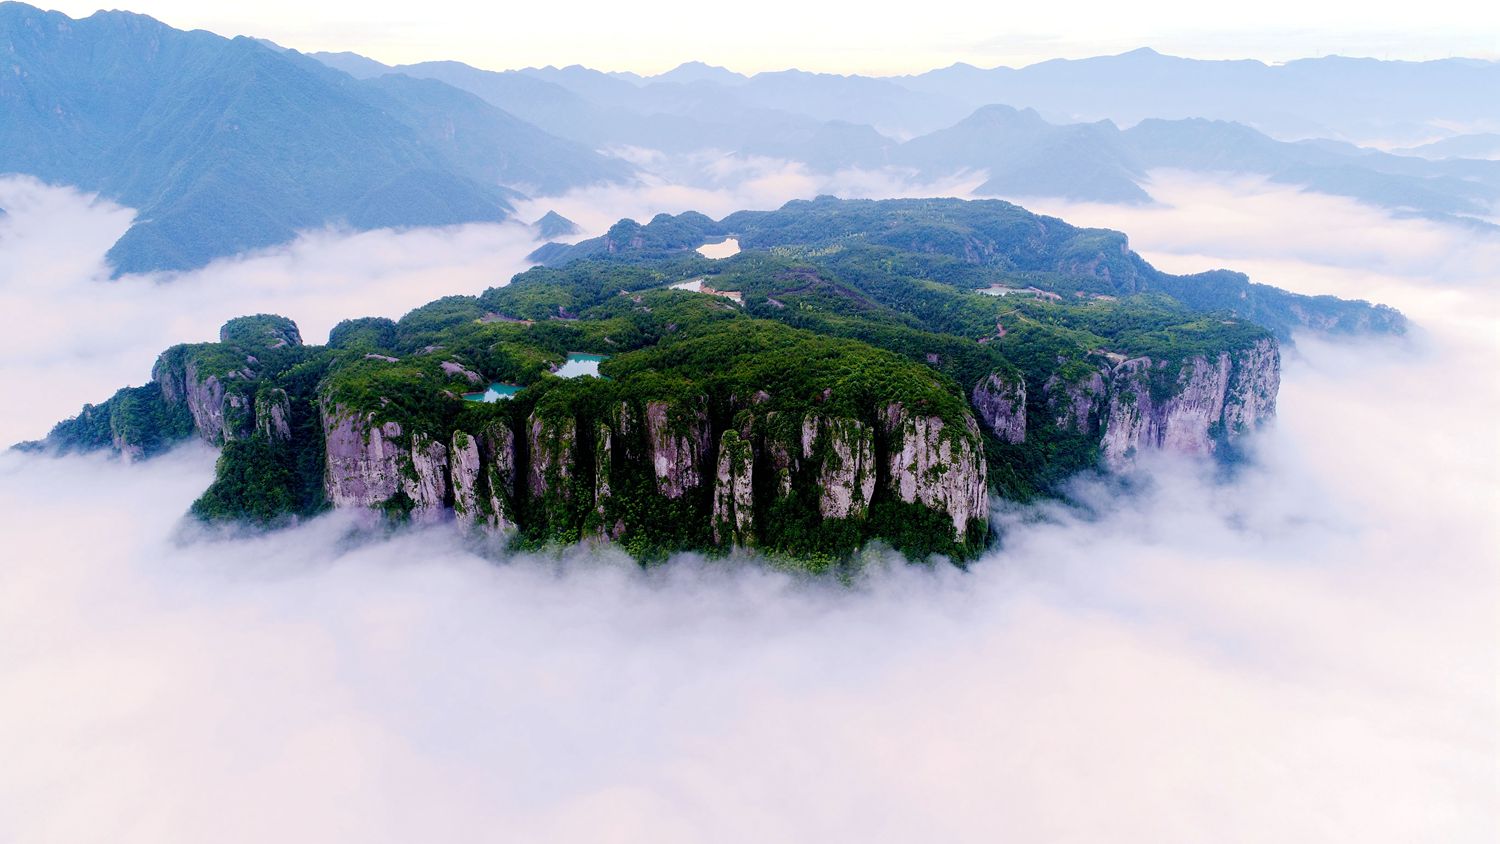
[3,1,1495,277]
[901,106,1500,223]
[1396,133,1500,161]
[317,51,1500,228]
[0,2,632,275]
[317,48,1500,148]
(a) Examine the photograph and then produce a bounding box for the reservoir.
[463,383,522,403]
[557,352,608,379]
[696,237,740,259]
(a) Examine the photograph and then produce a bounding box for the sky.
[0,169,1496,841]
[41,0,1500,74]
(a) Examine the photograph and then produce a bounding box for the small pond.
[556,352,609,379]
[696,237,740,259]
[462,382,523,403]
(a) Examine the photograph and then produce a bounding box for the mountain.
[899,48,1500,146]
[896,106,1149,202]
[354,73,633,194]
[301,49,1499,227]
[305,49,392,79]
[0,3,631,275]
[532,210,581,239]
[312,53,906,168]
[652,61,747,86]
[1124,118,1500,221]
[540,196,1404,341]
[43,197,1398,566]
[35,198,1406,566]
[890,105,1500,225]
[1396,133,1500,160]
[314,48,1500,148]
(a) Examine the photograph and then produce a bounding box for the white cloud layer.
[0,173,1496,842]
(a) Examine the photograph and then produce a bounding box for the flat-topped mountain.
[31,198,1403,569]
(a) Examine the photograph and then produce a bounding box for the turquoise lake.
[462,383,523,403]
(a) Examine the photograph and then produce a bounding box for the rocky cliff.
[971,371,1027,443]
[152,350,257,445]
[711,430,755,546]
[151,321,307,447]
[304,388,992,559]
[321,403,451,523]
[451,423,518,534]
[881,404,989,535]
[1042,369,1108,434]
[802,414,877,520]
[1099,339,1280,467]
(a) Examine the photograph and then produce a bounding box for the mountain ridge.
[0,2,633,275]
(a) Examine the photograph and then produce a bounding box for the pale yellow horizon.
[38,0,1500,77]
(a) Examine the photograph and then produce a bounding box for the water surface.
[462,383,522,403]
[696,237,740,259]
[556,352,609,379]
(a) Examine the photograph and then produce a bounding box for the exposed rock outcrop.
[801,414,876,520]
[971,371,1026,443]
[441,360,483,384]
[219,314,302,350]
[527,410,577,512]
[406,435,451,524]
[451,431,485,528]
[152,348,257,445]
[1043,369,1107,434]
[453,422,519,533]
[763,411,798,499]
[1223,338,1280,436]
[1100,341,1280,467]
[711,430,754,545]
[879,404,989,536]
[644,399,711,499]
[254,388,292,442]
[320,403,448,521]
[592,421,618,538]
[451,424,517,534]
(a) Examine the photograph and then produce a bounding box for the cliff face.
[645,399,711,499]
[527,410,577,529]
[711,429,754,546]
[880,404,989,535]
[1100,340,1280,467]
[149,324,311,448]
[307,389,991,558]
[153,352,257,445]
[451,422,518,534]
[971,371,1026,443]
[321,403,449,522]
[1043,369,1108,434]
[802,414,878,520]
[255,388,292,442]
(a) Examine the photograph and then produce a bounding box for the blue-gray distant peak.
[653,61,747,86]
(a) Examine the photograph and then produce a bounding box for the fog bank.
[0,172,1495,842]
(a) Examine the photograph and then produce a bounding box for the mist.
[0,171,1495,841]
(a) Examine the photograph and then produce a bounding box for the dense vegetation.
[535,197,1406,341]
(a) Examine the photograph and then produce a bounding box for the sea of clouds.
[0,170,1495,842]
